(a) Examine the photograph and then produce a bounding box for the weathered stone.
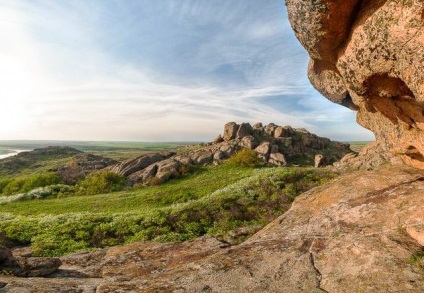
[174,156,193,166]
[264,123,277,136]
[155,159,181,183]
[333,141,400,171]
[252,122,263,129]
[255,142,271,156]
[268,153,287,166]
[314,154,326,168]
[16,257,62,277]
[196,151,213,165]
[236,123,253,139]
[274,126,293,138]
[128,163,158,183]
[111,153,172,177]
[213,135,224,144]
[286,0,424,169]
[239,135,258,150]
[222,122,239,141]
[220,144,235,156]
[0,247,12,264]
[213,151,226,161]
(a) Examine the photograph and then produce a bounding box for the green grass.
[0,164,255,215]
[0,164,337,256]
[348,141,370,153]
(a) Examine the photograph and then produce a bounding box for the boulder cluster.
[110,122,351,185]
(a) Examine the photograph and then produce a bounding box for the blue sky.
[0,0,373,141]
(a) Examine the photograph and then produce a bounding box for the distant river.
[0,148,30,160]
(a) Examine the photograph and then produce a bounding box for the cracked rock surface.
[2,165,423,292]
[285,0,424,168]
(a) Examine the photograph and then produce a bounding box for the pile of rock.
[109,122,352,186]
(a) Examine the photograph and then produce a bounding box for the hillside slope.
[1,165,423,292]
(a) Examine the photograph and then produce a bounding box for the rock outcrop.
[109,122,351,186]
[285,0,424,169]
[2,165,423,291]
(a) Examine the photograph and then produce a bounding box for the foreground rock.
[285,0,424,168]
[2,165,423,292]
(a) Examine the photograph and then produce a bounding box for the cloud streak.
[0,0,373,141]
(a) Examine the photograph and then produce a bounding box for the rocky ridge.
[285,0,424,169]
[110,122,352,185]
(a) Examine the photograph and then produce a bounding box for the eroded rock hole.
[363,74,423,128]
[405,146,424,163]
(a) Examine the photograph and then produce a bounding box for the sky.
[0,0,374,142]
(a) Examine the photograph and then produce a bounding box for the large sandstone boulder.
[285,0,424,169]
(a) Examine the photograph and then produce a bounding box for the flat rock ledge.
[1,165,423,292]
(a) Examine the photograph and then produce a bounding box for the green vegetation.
[226,149,263,167]
[408,249,424,273]
[0,164,336,256]
[76,171,126,195]
[348,141,370,153]
[0,173,62,196]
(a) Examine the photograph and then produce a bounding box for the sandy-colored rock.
[239,135,258,150]
[314,154,326,168]
[236,123,253,139]
[222,122,239,141]
[255,142,271,156]
[268,152,287,166]
[285,0,424,169]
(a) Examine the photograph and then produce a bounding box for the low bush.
[226,149,263,167]
[0,173,62,196]
[76,171,126,195]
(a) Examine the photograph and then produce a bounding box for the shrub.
[77,171,125,195]
[226,149,262,167]
[1,173,61,195]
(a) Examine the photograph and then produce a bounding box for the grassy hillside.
[0,163,337,256]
